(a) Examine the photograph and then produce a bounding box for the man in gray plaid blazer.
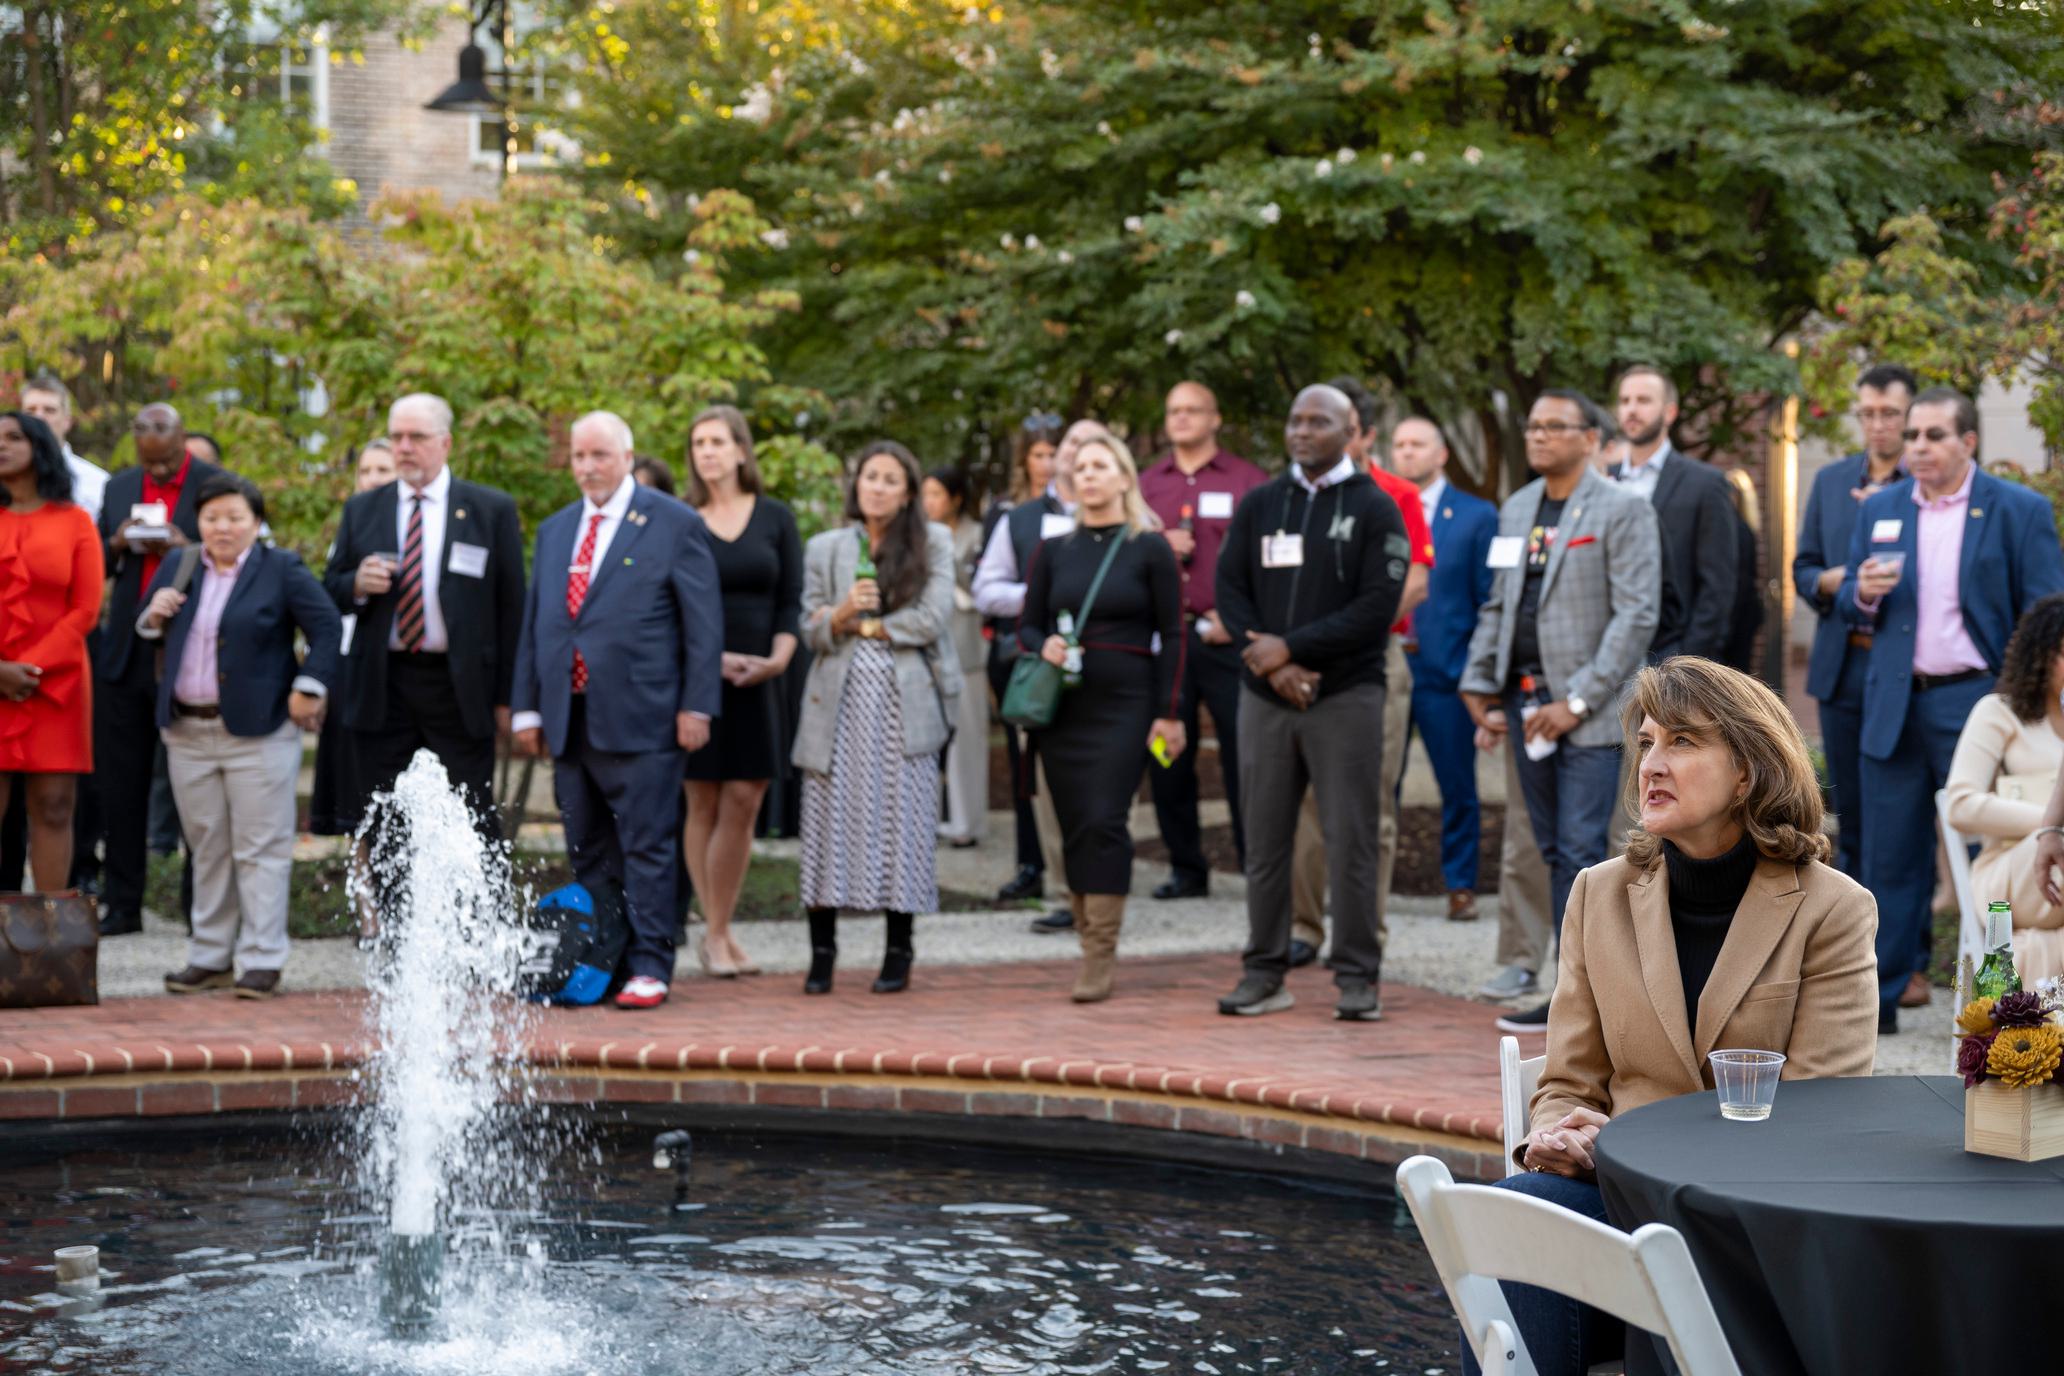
[1460,390,1661,1030]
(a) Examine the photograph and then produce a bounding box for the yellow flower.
[1957,997,1999,1036]
[1985,1023,2064,1089]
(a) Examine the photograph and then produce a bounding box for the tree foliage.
[541,0,2064,486]
[1,180,837,552]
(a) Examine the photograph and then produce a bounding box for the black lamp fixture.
[424,40,501,115]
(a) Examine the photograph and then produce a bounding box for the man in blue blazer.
[1791,363,1915,885]
[512,411,724,1011]
[1392,418,1498,918]
[1839,386,2064,1032]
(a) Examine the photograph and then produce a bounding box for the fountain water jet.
[353,751,536,1338]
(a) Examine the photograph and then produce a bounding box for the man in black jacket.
[1609,366,1739,662]
[93,403,221,935]
[1213,386,1408,1022]
[323,393,525,839]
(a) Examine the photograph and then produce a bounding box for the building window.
[467,63,576,169]
[224,36,330,129]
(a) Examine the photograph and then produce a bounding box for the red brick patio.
[0,953,1514,1179]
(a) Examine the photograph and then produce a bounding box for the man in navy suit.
[512,411,723,1010]
[1391,417,1498,921]
[1840,386,2064,1032]
[1792,363,1915,888]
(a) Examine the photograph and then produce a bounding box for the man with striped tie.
[324,393,526,840]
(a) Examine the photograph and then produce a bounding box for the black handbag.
[0,892,99,1008]
[998,531,1125,730]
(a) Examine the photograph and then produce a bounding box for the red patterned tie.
[393,493,426,651]
[567,511,604,691]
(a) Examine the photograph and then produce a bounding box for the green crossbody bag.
[999,530,1126,730]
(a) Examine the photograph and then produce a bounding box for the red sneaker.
[614,976,669,1010]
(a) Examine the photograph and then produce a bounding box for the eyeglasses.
[387,430,449,446]
[1523,421,1589,437]
[1902,426,1960,443]
[1855,407,1905,424]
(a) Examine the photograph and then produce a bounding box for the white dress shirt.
[388,465,453,652]
[509,474,650,737]
[1418,474,1449,523]
[1289,454,1358,494]
[63,445,109,527]
[1615,443,1671,503]
[971,485,1075,620]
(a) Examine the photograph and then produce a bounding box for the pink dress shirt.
[1910,464,1989,676]
[174,547,251,706]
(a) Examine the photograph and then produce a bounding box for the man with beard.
[1608,366,1739,663]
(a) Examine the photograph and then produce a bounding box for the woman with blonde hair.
[1018,432,1185,1000]
[1460,656,1878,1376]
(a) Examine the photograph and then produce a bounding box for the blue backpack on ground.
[518,881,630,1006]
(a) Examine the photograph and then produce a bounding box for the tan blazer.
[1529,853,1879,1142]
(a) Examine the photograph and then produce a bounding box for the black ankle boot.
[873,911,914,993]
[804,907,837,995]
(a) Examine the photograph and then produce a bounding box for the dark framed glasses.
[1902,426,1960,444]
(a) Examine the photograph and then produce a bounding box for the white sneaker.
[1476,965,1539,1001]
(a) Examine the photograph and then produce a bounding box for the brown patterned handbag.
[0,892,100,1008]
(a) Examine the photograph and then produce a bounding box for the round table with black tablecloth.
[1595,1075,2064,1376]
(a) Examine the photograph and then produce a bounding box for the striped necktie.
[394,493,426,652]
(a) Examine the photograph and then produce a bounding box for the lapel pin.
[1971,507,1983,518]
[455,510,467,521]
[624,556,634,565]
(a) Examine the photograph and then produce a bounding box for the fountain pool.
[1,1117,1460,1374]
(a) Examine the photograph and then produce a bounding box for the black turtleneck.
[1663,832,1760,1025]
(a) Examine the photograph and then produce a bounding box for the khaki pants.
[163,716,302,975]
[1034,757,1073,903]
[1293,641,1412,950]
[1493,742,1556,972]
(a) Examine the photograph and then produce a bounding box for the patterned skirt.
[799,640,940,914]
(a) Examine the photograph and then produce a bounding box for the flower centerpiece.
[1957,909,2064,1162]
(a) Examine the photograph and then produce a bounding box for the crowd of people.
[2,360,2061,1034]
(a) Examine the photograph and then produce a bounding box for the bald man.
[93,403,222,935]
[1213,385,1409,1021]
[1138,381,1267,899]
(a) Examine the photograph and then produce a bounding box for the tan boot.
[1071,894,1124,1002]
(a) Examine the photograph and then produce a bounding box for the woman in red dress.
[0,411,105,892]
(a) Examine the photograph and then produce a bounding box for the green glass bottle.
[854,536,882,639]
[1975,900,2019,1001]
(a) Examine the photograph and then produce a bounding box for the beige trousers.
[163,716,302,974]
[938,677,990,842]
[1493,742,1557,972]
[1034,757,1074,903]
[1292,641,1411,950]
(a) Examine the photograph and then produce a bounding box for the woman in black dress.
[682,405,803,977]
[1019,433,1185,1002]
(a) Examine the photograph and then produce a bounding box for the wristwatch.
[1566,694,1590,720]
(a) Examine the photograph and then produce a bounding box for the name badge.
[1871,519,1903,544]
[1198,490,1235,520]
[448,542,490,578]
[1040,513,1076,540]
[1487,535,1525,569]
[1262,532,1305,568]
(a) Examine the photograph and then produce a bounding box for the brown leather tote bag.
[0,892,99,1008]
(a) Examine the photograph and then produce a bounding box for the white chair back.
[1937,788,1985,1070]
[1499,1035,1546,1177]
[1397,1154,1743,1376]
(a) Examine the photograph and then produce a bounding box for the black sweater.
[1019,523,1185,716]
[1663,833,1760,1024]
[1213,471,1409,705]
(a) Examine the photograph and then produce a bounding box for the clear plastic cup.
[1708,1049,1785,1121]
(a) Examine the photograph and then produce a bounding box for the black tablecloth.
[1596,1075,2064,1376]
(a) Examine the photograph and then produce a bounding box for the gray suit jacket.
[793,521,964,774]
[1460,466,1661,748]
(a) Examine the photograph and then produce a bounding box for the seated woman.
[1466,657,1878,1376]
[1945,593,2064,984]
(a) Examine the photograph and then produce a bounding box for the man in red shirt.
[1288,379,1431,966]
[1138,382,1269,899]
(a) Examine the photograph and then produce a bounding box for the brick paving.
[0,953,1513,1179]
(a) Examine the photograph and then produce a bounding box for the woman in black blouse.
[1020,433,1185,1002]
[683,405,803,978]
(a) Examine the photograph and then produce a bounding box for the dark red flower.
[1959,1032,1998,1087]
[1992,991,2050,1028]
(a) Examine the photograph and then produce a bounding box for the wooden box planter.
[1966,1080,2064,1162]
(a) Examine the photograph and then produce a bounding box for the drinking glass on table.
[1709,1049,1785,1121]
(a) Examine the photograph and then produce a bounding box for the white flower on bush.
[1000,233,1017,249]
[1259,202,1282,225]
[1463,145,1485,166]
[1124,215,1144,233]
[1165,328,1184,346]
[1409,150,1427,165]
[1379,152,1394,172]
[873,169,893,185]
[1336,147,1357,165]
[1314,159,1333,178]
[681,249,701,266]
[734,84,773,125]
[759,227,790,249]
[1024,233,1042,251]
[1057,249,1074,264]
[938,168,954,183]
[1097,119,1113,136]
[1235,290,1256,310]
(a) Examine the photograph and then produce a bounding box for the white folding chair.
[1396,1155,1743,1376]
[1499,1035,1546,1178]
[1936,789,1985,983]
